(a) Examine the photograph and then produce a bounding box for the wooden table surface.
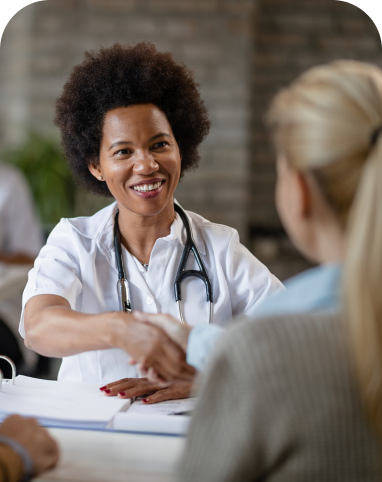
[34,428,186,482]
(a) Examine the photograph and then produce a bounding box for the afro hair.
[55,42,211,196]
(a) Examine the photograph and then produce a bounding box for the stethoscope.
[114,203,213,324]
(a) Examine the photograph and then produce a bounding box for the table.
[34,428,186,482]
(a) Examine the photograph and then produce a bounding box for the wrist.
[105,312,131,349]
[178,325,192,352]
[0,437,33,482]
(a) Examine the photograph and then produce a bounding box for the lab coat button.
[146,297,154,305]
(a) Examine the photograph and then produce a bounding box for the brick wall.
[0,0,255,243]
[0,0,381,269]
[249,0,382,229]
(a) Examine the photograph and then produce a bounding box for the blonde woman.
[177,61,382,481]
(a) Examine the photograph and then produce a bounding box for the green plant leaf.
[3,132,75,225]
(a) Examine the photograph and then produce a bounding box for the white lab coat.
[20,201,282,384]
[0,163,44,366]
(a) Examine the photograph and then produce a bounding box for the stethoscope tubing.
[114,210,132,313]
[114,202,213,324]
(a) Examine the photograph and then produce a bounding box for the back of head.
[267,61,382,441]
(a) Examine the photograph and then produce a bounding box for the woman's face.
[90,103,182,217]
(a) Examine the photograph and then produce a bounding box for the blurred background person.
[0,414,58,482]
[0,162,44,378]
[178,60,382,481]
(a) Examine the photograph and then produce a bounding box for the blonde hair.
[267,61,382,440]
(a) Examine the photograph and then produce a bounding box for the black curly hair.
[55,42,210,197]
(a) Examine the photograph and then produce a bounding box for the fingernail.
[118,392,125,396]
[99,386,107,391]
[105,389,111,394]
[142,398,149,403]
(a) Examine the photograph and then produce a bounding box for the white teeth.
[133,181,163,192]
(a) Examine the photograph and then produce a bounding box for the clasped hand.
[107,311,197,403]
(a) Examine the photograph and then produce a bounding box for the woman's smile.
[130,178,166,199]
[93,103,182,218]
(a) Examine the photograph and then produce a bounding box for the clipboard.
[0,355,16,390]
[0,357,194,435]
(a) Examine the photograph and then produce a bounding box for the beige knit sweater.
[178,312,381,481]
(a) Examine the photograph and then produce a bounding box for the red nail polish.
[142,398,149,403]
[99,386,107,391]
[118,392,125,396]
[105,389,111,394]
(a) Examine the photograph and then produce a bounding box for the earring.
[99,176,103,180]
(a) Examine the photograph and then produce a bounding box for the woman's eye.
[116,149,129,155]
[153,141,168,149]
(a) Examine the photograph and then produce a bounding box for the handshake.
[101,311,199,405]
[127,311,195,382]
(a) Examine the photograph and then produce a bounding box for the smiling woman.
[88,103,184,266]
[20,42,282,403]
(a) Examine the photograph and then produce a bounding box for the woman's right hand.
[24,295,194,382]
[132,311,192,351]
[0,415,59,475]
[114,314,195,382]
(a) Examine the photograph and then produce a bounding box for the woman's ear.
[88,162,104,181]
[296,172,313,218]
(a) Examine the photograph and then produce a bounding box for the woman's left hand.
[100,378,194,404]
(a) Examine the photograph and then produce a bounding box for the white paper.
[112,398,197,435]
[0,376,130,429]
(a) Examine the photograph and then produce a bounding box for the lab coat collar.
[67,200,206,258]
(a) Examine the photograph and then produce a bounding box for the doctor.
[21,42,282,402]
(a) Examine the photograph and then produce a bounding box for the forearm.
[186,325,225,371]
[25,306,122,357]
[24,295,194,381]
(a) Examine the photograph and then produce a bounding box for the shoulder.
[186,210,238,238]
[42,202,116,261]
[52,202,116,241]
[185,209,239,248]
[214,311,344,379]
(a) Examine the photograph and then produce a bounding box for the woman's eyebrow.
[108,133,171,151]
[149,133,171,142]
[108,140,133,151]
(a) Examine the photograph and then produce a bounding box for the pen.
[168,410,193,416]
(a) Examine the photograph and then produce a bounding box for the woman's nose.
[132,150,159,174]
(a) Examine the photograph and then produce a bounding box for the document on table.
[112,398,197,435]
[0,375,196,435]
[0,376,130,430]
